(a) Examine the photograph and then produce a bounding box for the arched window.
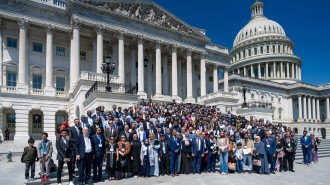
[278,45,281,53]
[246,31,248,36]
[255,27,257,33]
[264,26,266,31]
[243,51,246,58]
[260,46,264,54]
[273,45,275,53]
[249,48,251,56]
[250,29,252,35]
[254,47,257,55]
[266,45,270,53]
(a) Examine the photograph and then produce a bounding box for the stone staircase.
[294,138,330,161]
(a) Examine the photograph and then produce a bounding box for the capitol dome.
[233,16,286,47]
[229,0,302,84]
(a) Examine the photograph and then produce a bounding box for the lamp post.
[238,83,250,108]
[101,55,116,92]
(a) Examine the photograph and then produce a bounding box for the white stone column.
[291,63,295,79]
[118,31,125,85]
[265,62,269,79]
[273,62,276,78]
[298,95,303,122]
[137,36,146,98]
[41,109,56,141]
[147,53,153,98]
[213,66,218,93]
[308,96,312,121]
[17,18,29,94]
[258,63,261,78]
[200,54,206,96]
[95,25,104,74]
[44,24,55,96]
[299,66,302,80]
[70,19,80,90]
[178,59,182,98]
[316,98,320,122]
[0,24,3,87]
[162,56,168,95]
[295,64,298,80]
[154,41,163,98]
[251,65,255,77]
[13,105,30,143]
[224,67,229,92]
[130,47,136,87]
[112,43,118,76]
[288,97,293,122]
[312,97,316,121]
[185,48,194,103]
[303,96,307,120]
[171,45,179,98]
[286,62,290,78]
[280,62,284,78]
[243,66,247,76]
[326,97,330,122]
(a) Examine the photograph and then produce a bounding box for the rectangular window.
[260,46,264,54]
[7,38,17,48]
[7,72,17,87]
[267,46,270,53]
[7,114,16,133]
[56,115,65,133]
[273,45,275,53]
[80,51,86,60]
[56,46,65,56]
[56,77,65,92]
[33,42,43,52]
[249,49,251,56]
[33,75,42,89]
[278,45,281,53]
[243,51,246,58]
[254,48,257,55]
[32,114,42,133]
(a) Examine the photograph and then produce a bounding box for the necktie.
[110,127,113,136]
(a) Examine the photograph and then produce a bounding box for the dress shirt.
[84,135,92,153]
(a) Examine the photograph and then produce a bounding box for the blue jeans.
[142,156,150,177]
[243,154,252,171]
[236,160,243,171]
[219,151,228,173]
[207,152,216,171]
[170,154,178,174]
[302,148,311,164]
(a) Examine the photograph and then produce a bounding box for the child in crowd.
[235,142,243,173]
[22,138,38,183]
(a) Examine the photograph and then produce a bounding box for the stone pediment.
[78,0,210,42]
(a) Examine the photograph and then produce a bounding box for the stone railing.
[30,0,67,9]
[30,88,43,95]
[1,86,17,93]
[80,71,120,83]
[56,91,68,98]
[197,90,237,102]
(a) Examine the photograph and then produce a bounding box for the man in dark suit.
[75,127,94,185]
[69,118,82,177]
[191,131,205,174]
[114,118,124,133]
[159,134,170,176]
[282,132,296,172]
[155,126,164,141]
[105,120,119,143]
[92,107,105,124]
[56,129,74,185]
[146,122,157,139]
[168,130,181,177]
[262,131,277,174]
[110,105,118,119]
[256,125,266,140]
[91,127,105,182]
[120,124,133,142]
[300,130,312,165]
[90,118,104,137]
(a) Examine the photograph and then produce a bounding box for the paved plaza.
[0,153,328,185]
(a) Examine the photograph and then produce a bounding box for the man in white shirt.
[75,127,93,185]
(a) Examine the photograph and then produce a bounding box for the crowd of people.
[22,99,322,185]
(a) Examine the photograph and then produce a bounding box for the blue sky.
[152,0,330,85]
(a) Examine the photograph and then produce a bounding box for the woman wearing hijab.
[138,125,146,143]
[130,134,142,177]
[117,134,131,179]
[149,132,160,177]
[105,136,119,181]
[181,132,192,174]
[140,139,154,178]
[253,136,270,174]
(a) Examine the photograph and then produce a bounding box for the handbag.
[252,159,262,167]
[228,162,236,171]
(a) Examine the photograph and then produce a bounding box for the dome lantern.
[250,0,264,19]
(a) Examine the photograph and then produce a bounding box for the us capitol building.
[0,0,329,142]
